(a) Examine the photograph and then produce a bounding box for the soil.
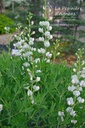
[54,54,77,67]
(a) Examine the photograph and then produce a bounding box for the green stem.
[43,0,47,20]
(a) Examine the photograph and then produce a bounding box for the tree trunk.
[0,0,3,13]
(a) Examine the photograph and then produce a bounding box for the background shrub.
[0,14,16,34]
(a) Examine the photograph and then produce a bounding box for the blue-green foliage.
[0,52,72,128]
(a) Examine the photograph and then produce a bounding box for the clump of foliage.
[0,10,85,127]
[0,14,16,34]
[0,51,72,128]
[0,0,85,127]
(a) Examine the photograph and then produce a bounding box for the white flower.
[36,77,40,82]
[22,43,30,49]
[49,16,53,20]
[81,74,85,78]
[71,75,78,79]
[30,95,34,104]
[31,31,35,35]
[27,68,31,72]
[39,21,50,27]
[49,35,53,39]
[39,37,44,42]
[39,21,44,26]
[22,66,24,70]
[80,80,85,87]
[29,56,33,61]
[82,61,85,65]
[66,107,73,112]
[33,85,40,91]
[29,41,34,45]
[33,48,36,51]
[71,76,79,84]
[0,104,3,112]
[73,90,80,97]
[73,68,76,72]
[39,28,43,33]
[61,116,64,122]
[36,70,41,73]
[80,68,85,77]
[23,51,33,57]
[29,37,34,45]
[13,41,22,48]
[76,86,82,91]
[23,62,30,67]
[31,47,36,51]
[44,31,50,38]
[68,85,76,92]
[47,26,52,31]
[44,21,50,27]
[67,97,74,105]
[35,58,40,63]
[71,120,77,124]
[79,86,83,91]
[57,52,60,56]
[27,90,33,96]
[46,59,50,63]
[44,41,50,47]
[38,48,45,54]
[31,21,34,25]
[66,107,76,117]
[4,27,10,31]
[46,52,52,58]
[30,75,33,81]
[24,86,29,90]
[12,49,21,56]
[77,97,84,103]
[58,111,64,116]
[31,99,34,104]
[70,110,76,117]
[29,37,34,42]
[82,67,85,71]
[58,111,65,122]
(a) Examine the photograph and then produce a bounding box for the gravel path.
[0,33,15,45]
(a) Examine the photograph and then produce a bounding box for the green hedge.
[0,14,16,34]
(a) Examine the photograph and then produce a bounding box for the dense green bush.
[0,52,72,128]
[0,14,16,34]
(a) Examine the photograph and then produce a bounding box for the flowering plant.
[58,49,85,127]
[0,9,85,128]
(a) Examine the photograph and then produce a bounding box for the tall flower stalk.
[11,12,53,104]
[58,48,85,126]
[12,13,41,104]
[38,21,53,63]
